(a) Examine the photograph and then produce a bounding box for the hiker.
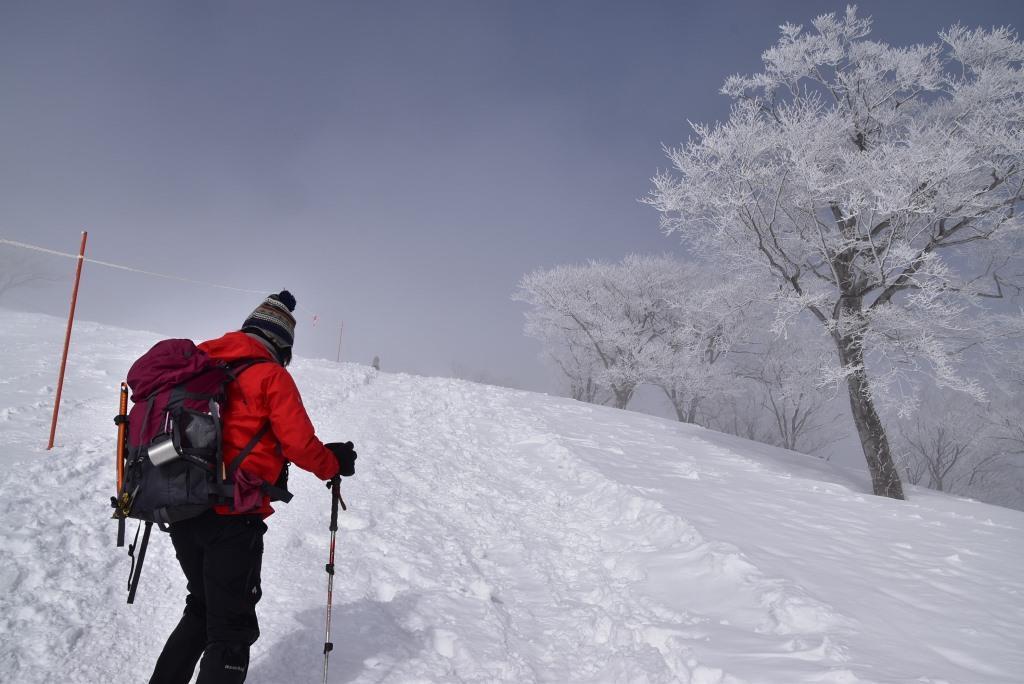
[148,290,358,684]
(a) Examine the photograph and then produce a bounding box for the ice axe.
[322,476,346,683]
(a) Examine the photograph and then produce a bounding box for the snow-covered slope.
[1,309,1022,684]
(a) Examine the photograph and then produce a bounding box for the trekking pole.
[323,476,346,684]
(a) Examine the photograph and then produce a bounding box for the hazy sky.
[2,0,1021,392]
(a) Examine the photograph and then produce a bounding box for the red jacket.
[199,331,339,517]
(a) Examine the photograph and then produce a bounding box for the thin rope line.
[1,237,268,295]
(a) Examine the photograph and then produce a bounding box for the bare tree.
[648,9,1024,498]
[734,334,845,455]
[988,362,1024,460]
[900,418,987,493]
[703,390,777,445]
[895,395,1010,499]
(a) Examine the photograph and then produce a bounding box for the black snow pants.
[149,511,266,684]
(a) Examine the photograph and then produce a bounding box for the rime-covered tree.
[515,255,740,413]
[516,256,681,409]
[642,275,748,423]
[648,8,1024,499]
[549,339,607,404]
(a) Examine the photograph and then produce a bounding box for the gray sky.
[2,0,1021,392]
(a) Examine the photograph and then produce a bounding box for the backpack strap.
[126,520,153,604]
[225,357,273,379]
[261,481,294,503]
[227,420,272,481]
[219,359,293,503]
[211,358,272,495]
[220,420,294,503]
[135,396,158,459]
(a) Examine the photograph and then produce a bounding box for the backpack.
[111,338,292,603]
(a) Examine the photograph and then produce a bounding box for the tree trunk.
[611,383,634,409]
[686,404,699,424]
[662,387,687,422]
[661,386,700,424]
[835,333,905,500]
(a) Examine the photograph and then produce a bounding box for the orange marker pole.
[116,383,128,491]
[47,230,88,450]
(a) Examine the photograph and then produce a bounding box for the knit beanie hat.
[242,290,297,349]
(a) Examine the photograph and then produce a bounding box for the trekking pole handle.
[328,477,340,531]
[326,476,347,523]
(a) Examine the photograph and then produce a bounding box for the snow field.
[1,309,1023,683]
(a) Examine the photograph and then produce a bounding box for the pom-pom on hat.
[243,290,297,349]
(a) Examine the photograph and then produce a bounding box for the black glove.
[326,441,357,477]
